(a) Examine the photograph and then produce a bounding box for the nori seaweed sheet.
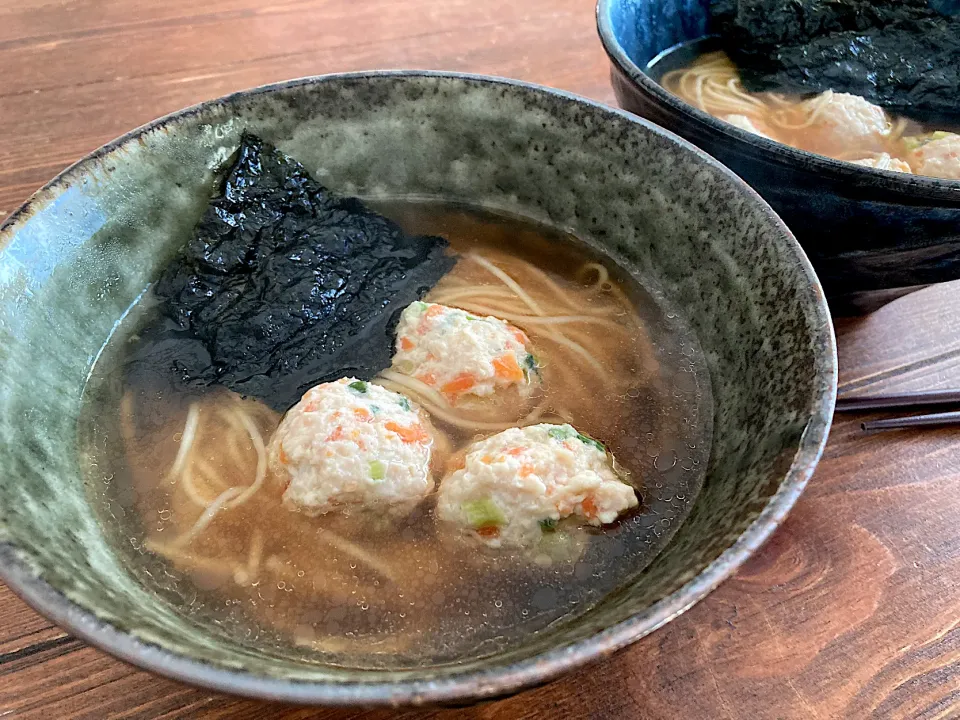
[127,133,455,411]
[710,0,960,124]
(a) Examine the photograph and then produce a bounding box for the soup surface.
[81,201,711,669]
[661,51,960,180]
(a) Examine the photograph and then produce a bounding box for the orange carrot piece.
[492,354,524,382]
[441,373,475,396]
[419,304,446,333]
[509,326,529,345]
[399,336,415,351]
[476,525,500,539]
[505,446,525,456]
[424,304,446,320]
[353,407,372,422]
[326,426,346,442]
[581,496,598,520]
[518,463,535,477]
[278,444,289,465]
[385,421,429,444]
[416,372,438,387]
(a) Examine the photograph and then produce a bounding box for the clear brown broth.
[80,200,712,669]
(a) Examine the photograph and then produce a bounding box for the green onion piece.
[462,498,506,528]
[370,404,381,414]
[576,432,606,453]
[902,135,925,151]
[394,359,416,374]
[397,396,411,411]
[414,301,429,311]
[537,527,588,564]
[348,380,368,393]
[903,133,952,151]
[538,517,558,532]
[369,460,386,480]
[523,353,539,381]
[548,426,575,442]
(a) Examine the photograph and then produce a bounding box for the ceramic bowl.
[0,71,835,706]
[597,0,960,313]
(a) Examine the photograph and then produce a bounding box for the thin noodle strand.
[427,286,517,304]
[376,368,451,408]
[146,539,245,576]
[224,407,267,509]
[120,391,138,453]
[376,377,548,431]
[170,486,243,549]
[539,331,610,378]
[247,528,264,578]
[460,305,623,328]
[179,464,214,508]
[505,262,586,312]
[467,254,545,315]
[316,532,399,583]
[166,404,200,483]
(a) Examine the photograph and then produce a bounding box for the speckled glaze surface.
[597,0,960,312]
[0,71,836,706]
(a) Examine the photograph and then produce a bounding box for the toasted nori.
[710,0,960,124]
[128,133,455,411]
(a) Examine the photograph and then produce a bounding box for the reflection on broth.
[81,201,711,669]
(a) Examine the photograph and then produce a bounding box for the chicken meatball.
[722,114,772,140]
[798,92,892,157]
[850,154,912,173]
[436,424,638,548]
[907,132,960,180]
[268,378,433,516]
[391,301,539,404]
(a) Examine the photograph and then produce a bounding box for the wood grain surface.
[1,1,958,717]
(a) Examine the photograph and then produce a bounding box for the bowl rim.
[0,69,837,707]
[595,0,960,197]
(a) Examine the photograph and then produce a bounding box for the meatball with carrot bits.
[267,378,434,517]
[906,132,960,180]
[389,302,540,407]
[849,154,912,173]
[436,424,638,549]
[795,91,893,157]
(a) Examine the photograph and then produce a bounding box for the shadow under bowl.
[597,0,960,314]
[0,71,835,706]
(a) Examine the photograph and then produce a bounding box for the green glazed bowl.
[0,72,836,706]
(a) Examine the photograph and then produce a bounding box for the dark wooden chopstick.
[836,388,960,412]
[861,410,960,432]
[836,389,960,431]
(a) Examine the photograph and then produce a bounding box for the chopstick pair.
[835,389,960,431]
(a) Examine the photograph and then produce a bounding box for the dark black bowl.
[597,0,960,313]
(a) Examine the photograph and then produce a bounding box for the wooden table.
[1,1,958,717]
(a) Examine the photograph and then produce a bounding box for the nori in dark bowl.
[712,0,960,126]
